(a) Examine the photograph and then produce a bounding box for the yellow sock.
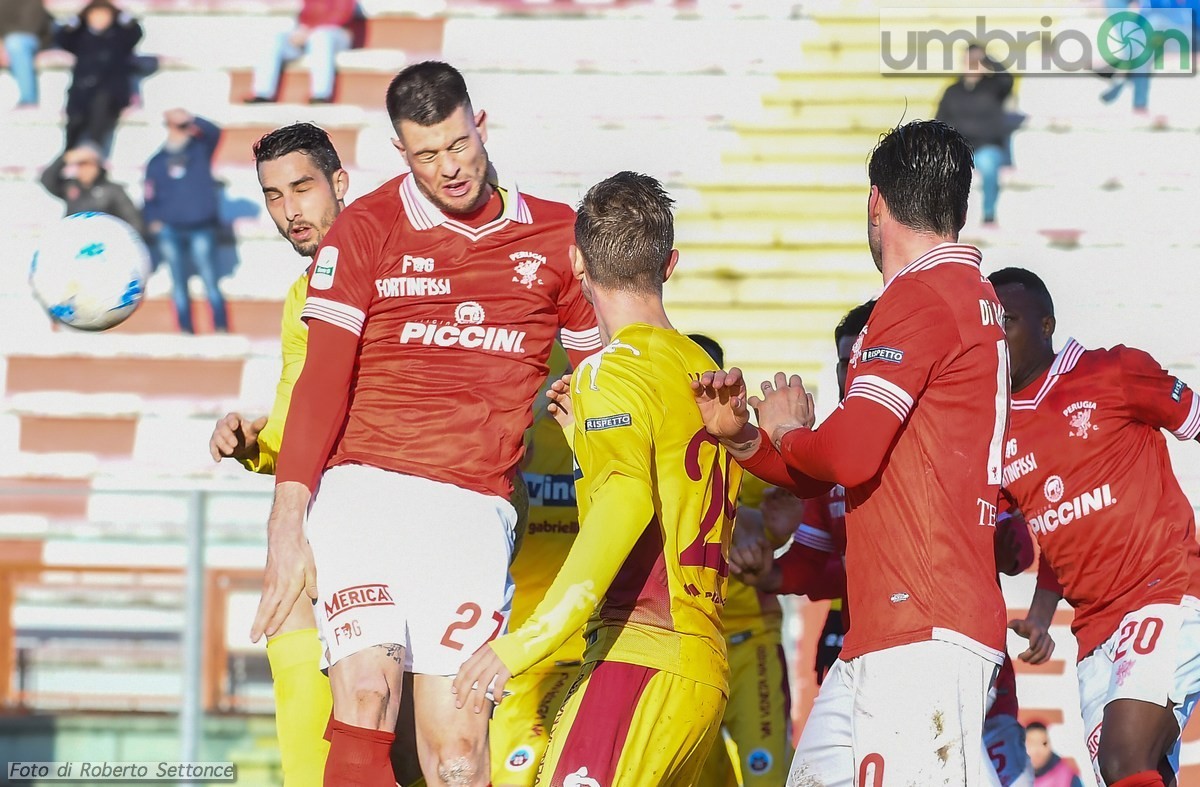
[267,628,332,787]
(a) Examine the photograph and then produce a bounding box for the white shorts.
[1076,597,1200,784]
[789,640,998,787]
[305,464,516,676]
[983,714,1033,787]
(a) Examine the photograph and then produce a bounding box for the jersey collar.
[1012,337,1085,409]
[884,242,983,291]
[399,169,532,235]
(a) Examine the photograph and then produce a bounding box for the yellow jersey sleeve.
[241,272,308,475]
[492,346,658,676]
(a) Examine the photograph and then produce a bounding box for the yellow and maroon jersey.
[241,271,308,475]
[492,325,742,694]
[721,475,781,638]
[510,415,585,670]
[1004,339,1200,659]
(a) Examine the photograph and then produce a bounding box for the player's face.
[258,152,347,258]
[995,282,1053,388]
[836,334,857,399]
[394,104,491,216]
[1024,728,1051,770]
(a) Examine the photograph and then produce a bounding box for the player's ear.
[474,108,488,145]
[1042,313,1056,341]
[568,244,586,282]
[867,185,882,226]
[662,249,680,283]
[391,135,406,157]
[332,168,349,201]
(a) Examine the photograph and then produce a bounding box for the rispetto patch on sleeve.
[585,414,633,431]
[1172,378,1187,402]
[860,346,905,364]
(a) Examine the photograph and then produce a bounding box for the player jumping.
[694,119,1011,786]
[993,266,1200,787]
[454,171,740,786]
[250,61,601,787]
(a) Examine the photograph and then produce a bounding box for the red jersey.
[1002,338,1200,660]
[298,173,601,499]
[777,486,847,600]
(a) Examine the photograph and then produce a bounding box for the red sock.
[1110,771,1165,787]
[324,719,396,787]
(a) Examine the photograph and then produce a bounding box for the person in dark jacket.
[935,43,1014,226]
[143,109,228,334]
[40,142,144,234]
[55,0,142,155]
[0,0,53,107]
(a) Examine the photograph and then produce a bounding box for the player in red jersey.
[248,62,601,787]
[993,267,1200,787]
[694,119,1010,786]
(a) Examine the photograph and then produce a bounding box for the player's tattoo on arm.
[378,643,405,664]
[721,432,761,460]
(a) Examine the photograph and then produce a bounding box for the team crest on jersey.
[1043,475,1065,504]
[1064,400,1100,439]
[747,749,773,775]
[848,326,867,369]
[506,746,535,771]
[511,251,546,289]
[455,301,486,325]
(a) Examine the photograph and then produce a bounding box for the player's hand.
[452,643,511,714]
[250,518,315,643]
[692,368,753,440]
[760,485,806,544]
[730,507,771,579]
[546,374,574,430]
[1009,617,1055,665]
[749,372,815,449]
[209,412,267,463]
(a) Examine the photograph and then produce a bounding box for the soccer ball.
[29,212,151,331]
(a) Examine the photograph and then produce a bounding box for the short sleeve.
[570,351,656,500]
[844,278,958,423]
[1118,346,1200,441]
[299,206,381,337]
[557,280,602,367]
[793,496,836,554]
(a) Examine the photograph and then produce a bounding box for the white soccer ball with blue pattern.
[29,212,150,331]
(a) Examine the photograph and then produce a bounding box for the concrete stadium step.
[668,269,880,304]
[676,247,876,276]
[691,183,864,219]
[676,216,864,248]
[104,298,286,339]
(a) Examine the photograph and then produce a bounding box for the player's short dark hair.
[575,171,675,294]
[988,267,1055,317]
[1025,721,1048,733]
[688,334,725,368]
[386,61,471,128]
[252,122,342,178]
[834,299,877,345]
[868,119,973,237]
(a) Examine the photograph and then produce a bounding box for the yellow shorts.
[536,660,726,787]
[491,666,580,786]
[697,628,792,787]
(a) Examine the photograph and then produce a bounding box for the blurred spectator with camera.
[0,0,54,108]
[143,109,229,335]
[39,143,143,233]
[936,43,1017,228]
[55,0,142,155]
[244,0,358,104]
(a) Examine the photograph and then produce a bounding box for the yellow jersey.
[510,415,585,670]
[240,272,308,475]
[722,474,783,638]
[492,325,742,695]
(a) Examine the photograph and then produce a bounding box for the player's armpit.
[275,320,357,491]
[490,474,654,676]
[777,397,901,488]
[738,433,833,498]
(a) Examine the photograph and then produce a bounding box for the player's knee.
[434,750,484,786]
[334,673,393,727]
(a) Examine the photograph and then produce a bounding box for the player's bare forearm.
[490,475,653,675]
[720,422,762,460]
[268,481,310,535]
[1025,587,1062,630]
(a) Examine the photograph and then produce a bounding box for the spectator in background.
[936,43,1015,227]
[39,143,143,233]
[0,0,53,108]
[245,0,357,104]
[55,0,142,155]
[144,109,228,335]
[1026,722,1084,787]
